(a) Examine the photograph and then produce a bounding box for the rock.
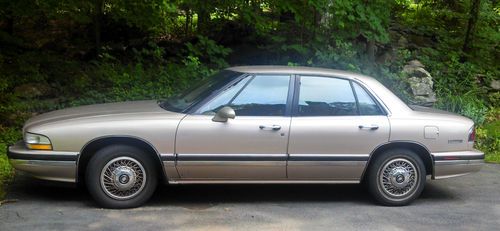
[413,94,437,107]
[14,83,53,98]
[402,60,437,106]
[403,66,431,78]
[408,60,424,68]
[397,36,408,48]
[408,76,434,96]
[491,80,500,90]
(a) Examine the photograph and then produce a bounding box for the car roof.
[226,65,374,81]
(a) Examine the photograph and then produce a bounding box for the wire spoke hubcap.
[379,158,417,198]
[100,157,146,200]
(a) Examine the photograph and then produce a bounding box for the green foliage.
[0,126,21,200]
[0,0,499,198]
[323,0,393,43]
[312,39,361,71]
[186,36,232,69]
[0,145,14,200]
[476,109,500,163]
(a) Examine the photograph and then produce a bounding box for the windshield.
[159,70,242,112]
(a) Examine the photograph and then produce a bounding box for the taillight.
[468,126,476,142]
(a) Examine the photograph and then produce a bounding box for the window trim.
[188,73,294,117]
[292,75,387,117]
[351,80,388,116]
[185,72,248,114]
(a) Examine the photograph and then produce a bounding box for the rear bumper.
[7,141,78,183]
[432,149,484,179]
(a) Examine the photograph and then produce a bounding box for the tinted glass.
[229,75,290,116]
[353,82,384,115]
[196,76,251,115]
[160,70,241,112]
[298,76,357,116]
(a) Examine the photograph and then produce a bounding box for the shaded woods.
[0,0,499,197]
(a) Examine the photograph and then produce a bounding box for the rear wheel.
[367,149,426,206]
[85,145,158,208]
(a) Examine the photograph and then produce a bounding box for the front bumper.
[432,149,484,180]
[7,141,78,183]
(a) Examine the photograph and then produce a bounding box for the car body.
[8,66,484,208]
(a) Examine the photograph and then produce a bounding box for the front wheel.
[367,149,426,206]
[85,145,158,208]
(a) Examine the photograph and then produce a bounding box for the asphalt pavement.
[1,164,499,231]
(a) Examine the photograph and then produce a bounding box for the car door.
[175,74,293,180]
[287,75,390,181]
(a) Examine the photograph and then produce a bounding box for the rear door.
[175,74,293,180]
[287,76,390,181]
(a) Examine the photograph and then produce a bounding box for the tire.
[85,145,158,209]
[367,149,426,206]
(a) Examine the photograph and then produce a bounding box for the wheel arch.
[361,141,434,180]
[77,136,167,185]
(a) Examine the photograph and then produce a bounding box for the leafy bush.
[476,108,500,162]
[0,126,21,200]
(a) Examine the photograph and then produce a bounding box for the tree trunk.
[5,17,14,35]
[197,7,210,35]
[462,0,481,56]
[3,8,14,35]
[93,0,104,55]
[185,9,191,38]
[366,40,376,62]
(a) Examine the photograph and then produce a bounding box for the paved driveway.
[1,164,499,231]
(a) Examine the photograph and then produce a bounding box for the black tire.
[367,149,426,206]
[85,145,158,209]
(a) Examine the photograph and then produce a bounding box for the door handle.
[259,125,281,131]
[358,124,379,130]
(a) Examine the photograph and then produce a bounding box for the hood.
[24,100,173,131]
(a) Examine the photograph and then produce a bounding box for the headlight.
[24,133,52,150]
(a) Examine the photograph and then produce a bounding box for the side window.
[352,82,384,115]
[229,75,290,116]
[196,77,251,115]
[298,76,357,116]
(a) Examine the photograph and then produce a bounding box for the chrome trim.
[176,153,287,161]
[287,160,367,166]
[432,150,484,179]
[432,150,484,161]
[168,180,360,184]
[289,154,369,161]
[352,78,392,116]
[177,153,368,161]
[177,161,285,166]
[434,160,469,166]
[160,153,176,161]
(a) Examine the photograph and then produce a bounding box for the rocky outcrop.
[491,80,500,90]
[402,60,436,106]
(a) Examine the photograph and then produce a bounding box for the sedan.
[7,66,484,208]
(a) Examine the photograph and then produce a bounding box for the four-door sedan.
[8,66,484,208]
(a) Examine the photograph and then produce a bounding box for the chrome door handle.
[359,124,379,130]
[259,125,281,131]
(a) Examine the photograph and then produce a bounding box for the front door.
[287,76,390,181]
[175,74,292,180]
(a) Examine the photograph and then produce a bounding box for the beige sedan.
[8,66,484,208]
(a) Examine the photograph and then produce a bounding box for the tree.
[462,0,482,57]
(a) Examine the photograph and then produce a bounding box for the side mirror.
[212,106,236,122]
